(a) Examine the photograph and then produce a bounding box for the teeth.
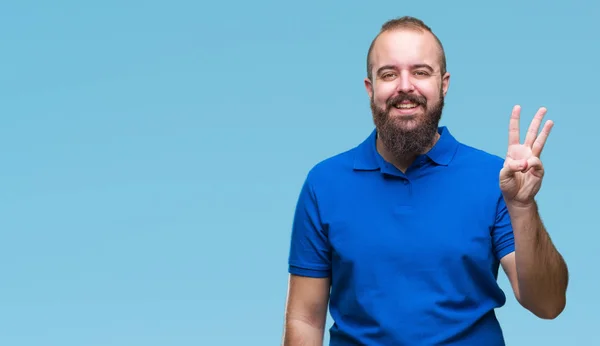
[395,103,417,109]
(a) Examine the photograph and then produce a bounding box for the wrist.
[505,198,538,218]
[503,195,536,209]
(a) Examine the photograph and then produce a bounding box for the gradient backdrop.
[1,1,597,345]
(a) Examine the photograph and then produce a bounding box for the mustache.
[386,93,427,109]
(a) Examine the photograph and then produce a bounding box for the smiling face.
[365,29,450,159]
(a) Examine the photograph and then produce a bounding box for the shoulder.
[304,146,358,187]
[454,142,505,171]
[446,141,509,219]
[447,141,507,195]
[293,146,359,213]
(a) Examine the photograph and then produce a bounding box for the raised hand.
[499,105,554,207]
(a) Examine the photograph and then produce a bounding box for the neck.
[376,131,440,173]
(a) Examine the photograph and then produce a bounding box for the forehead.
[371,30,441,71]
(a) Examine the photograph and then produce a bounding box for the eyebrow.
[376,64,434,75]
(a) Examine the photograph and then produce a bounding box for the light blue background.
[1,1,596,345]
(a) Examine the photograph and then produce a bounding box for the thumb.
[524,156,544,176]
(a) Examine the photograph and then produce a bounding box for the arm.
[501,201,568,319]
[498,105,569,319]
[284,173,332,344]
[282,275,330,346]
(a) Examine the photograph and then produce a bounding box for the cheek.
[416,83,442,102]
[373,84,395,102]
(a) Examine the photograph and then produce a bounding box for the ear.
[364,77,374,99]
[441,72,450,97]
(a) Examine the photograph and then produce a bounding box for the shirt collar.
[426,126,460,165]
[353,126,460,171]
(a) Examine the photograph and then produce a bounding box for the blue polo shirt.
[288,126,515,345]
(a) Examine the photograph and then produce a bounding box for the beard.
[370,90,444,160]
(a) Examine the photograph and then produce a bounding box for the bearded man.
[282,16,568,346]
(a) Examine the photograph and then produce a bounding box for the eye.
[381,72,397,80]
[414,70,430,77]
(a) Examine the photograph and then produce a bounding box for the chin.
[389,115,422,129]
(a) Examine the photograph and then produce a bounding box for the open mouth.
[393,102,419,110]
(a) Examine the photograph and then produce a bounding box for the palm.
[499,106,553,206]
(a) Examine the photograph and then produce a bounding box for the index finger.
[508,105,521,145]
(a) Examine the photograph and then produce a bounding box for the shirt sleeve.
[287,176,331,278]
[492,194,515,261]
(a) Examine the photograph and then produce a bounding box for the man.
[282,16,569,346]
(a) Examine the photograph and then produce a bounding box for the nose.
[397,72,415,93]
